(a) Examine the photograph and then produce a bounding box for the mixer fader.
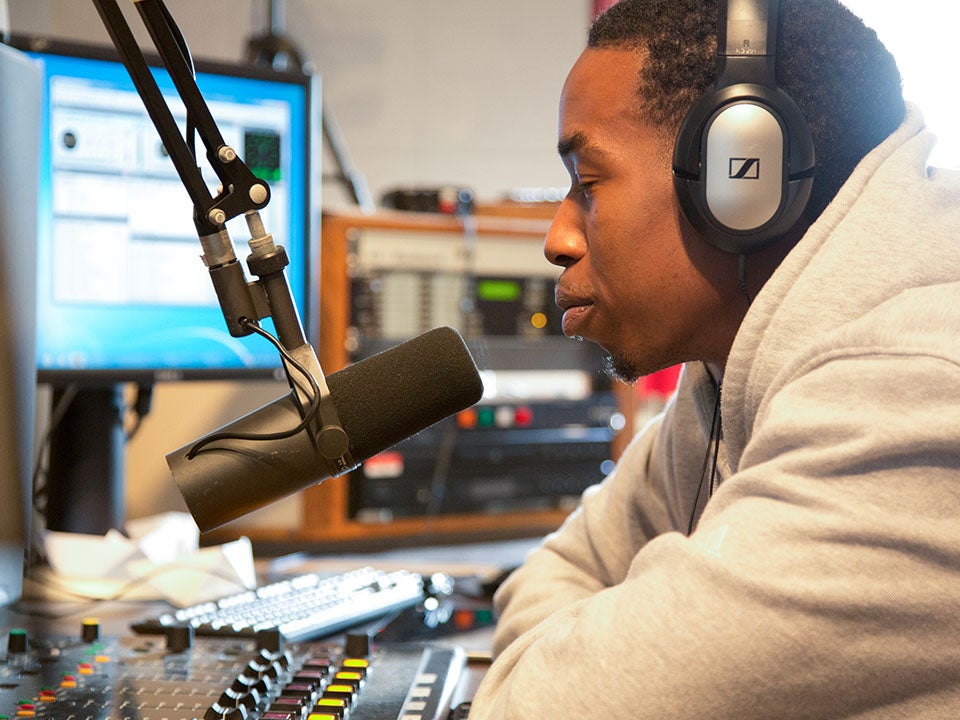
[0,622,464,720]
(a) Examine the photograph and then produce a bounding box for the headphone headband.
[721,0,776,59]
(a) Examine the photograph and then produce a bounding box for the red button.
[514,406,534,427]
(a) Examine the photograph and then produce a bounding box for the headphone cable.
[686,373,723,535]
[738,253,754,306]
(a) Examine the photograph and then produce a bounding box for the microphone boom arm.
[92,0,268,237]
[90,0,353,468]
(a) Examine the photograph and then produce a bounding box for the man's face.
[546,48,736,381]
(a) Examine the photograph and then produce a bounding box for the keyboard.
[130,566,425,643]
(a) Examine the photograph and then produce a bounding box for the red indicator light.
[514,406,534,427]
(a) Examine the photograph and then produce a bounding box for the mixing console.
[0,622,464,720]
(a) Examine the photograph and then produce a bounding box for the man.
[469,0,960,717]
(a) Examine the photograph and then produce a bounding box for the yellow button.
[314,698,347,709]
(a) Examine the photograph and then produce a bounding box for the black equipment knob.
[165,624,194,653]
[6,629,27,654]
[344,631,371,658]
[81,618,100,643]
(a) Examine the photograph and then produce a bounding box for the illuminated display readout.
[476,278,522,302]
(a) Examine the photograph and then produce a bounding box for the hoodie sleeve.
[490,364,715,656]
[471,350,960,720]
[489,417,664,656]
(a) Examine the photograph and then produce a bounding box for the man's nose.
[543,197,585,268]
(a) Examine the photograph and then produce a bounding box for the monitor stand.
[44,385,126,535]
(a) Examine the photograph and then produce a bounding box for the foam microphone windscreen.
[168,326,483,532]
[329,325,484,459]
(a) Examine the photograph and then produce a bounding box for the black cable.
[185,319,321,456]
[706,398,723,497]
[29,384,86,567]
[455,211,479,340]
[686,375,723,535]
[422,418,459,523]
[156,0,199,159]
[245,319,322,418]
[126,382,155,441]
[31,384,81,512]
[686,253,750,533]
[184,319,322,458]
[157,0,195,78]
[738,253,754,305]
[686,254,749,529]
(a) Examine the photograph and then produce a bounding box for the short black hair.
[588,0,906,222]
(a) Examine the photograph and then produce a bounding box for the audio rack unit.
[351,393,623,521]
[337,210,620,523]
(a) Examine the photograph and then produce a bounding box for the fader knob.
[165,624,194,653]
[344,631,371,658]
[203,702,249,720]
[81,618,100,643]
[255,628,284,654]
[218,687,260,712]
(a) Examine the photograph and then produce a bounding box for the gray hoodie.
[472,105,960,719]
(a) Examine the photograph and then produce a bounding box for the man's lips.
[555,288,592,337]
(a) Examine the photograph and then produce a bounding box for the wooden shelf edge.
[201,507,571,552]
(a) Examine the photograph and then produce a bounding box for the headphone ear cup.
[673,84,814,254]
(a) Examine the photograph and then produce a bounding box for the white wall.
[9,0,588,208]
[841,0,959,169]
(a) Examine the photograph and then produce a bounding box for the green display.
[476,278,522,302]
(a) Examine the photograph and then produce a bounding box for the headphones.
[672,0,815,254]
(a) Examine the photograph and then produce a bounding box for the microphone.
[168,326,484,532]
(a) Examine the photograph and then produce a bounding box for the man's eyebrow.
[557,131,591,158]
[557,131,606,158]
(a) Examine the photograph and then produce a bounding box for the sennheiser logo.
[729,157,760,179]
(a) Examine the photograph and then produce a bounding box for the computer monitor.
[0,41,40,604]
[11,35,319,535]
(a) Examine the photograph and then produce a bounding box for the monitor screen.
[14,36,317,383]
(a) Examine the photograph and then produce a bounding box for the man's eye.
[575,178,595,198]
